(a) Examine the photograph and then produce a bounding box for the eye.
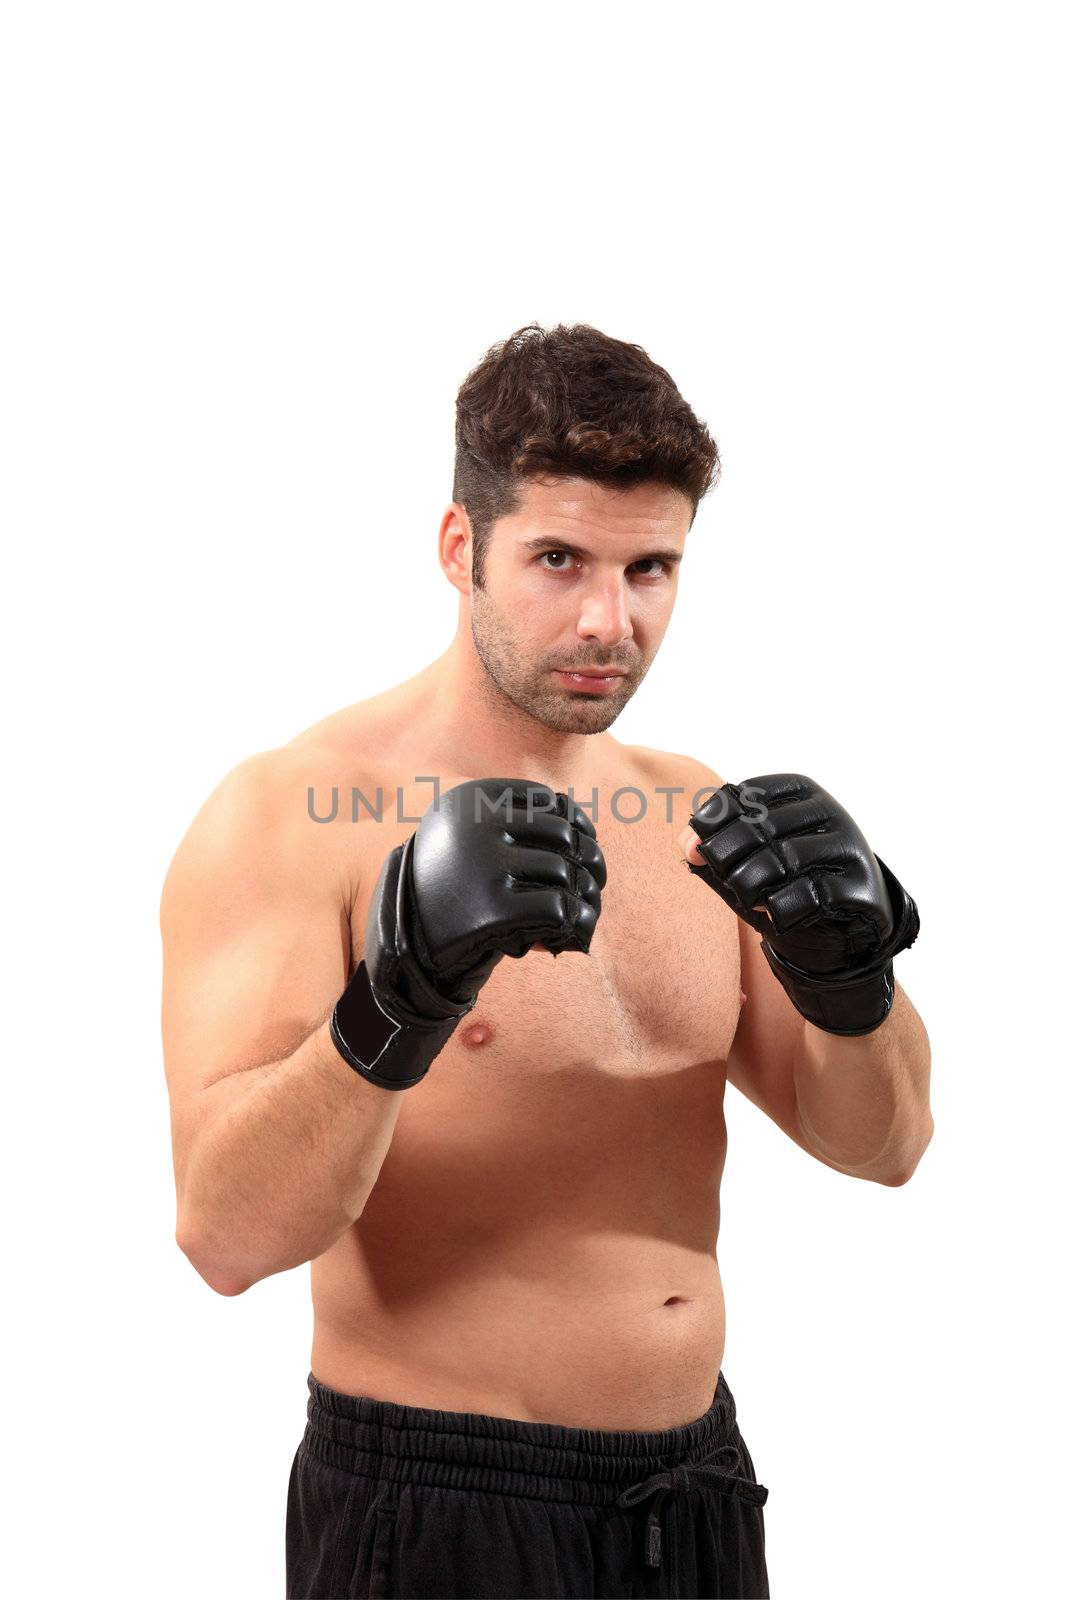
[630,558,669,578]
[538,550,576,571]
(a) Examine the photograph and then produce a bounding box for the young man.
[161,322,931,1599]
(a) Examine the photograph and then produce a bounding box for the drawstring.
[615,1443,769,1571]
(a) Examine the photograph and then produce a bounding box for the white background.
[3,3,1063,1596]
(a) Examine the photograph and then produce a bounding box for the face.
[467,477,690,734]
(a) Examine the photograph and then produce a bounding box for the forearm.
[176,1017,403,1293]
[791,985,933,1184]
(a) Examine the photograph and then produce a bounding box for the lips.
[554,668,628,695]
[557,668,628,678]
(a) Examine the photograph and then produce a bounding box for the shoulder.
[171,741,352,848]
[160,749,303,913]
[161,740,378,926]
[165,748,296,867]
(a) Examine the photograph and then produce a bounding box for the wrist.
[330,959,471,1091]
[761,940,897,1036]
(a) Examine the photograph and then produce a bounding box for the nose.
[576,577,634,649]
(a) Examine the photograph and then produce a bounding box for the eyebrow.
[520,535,684,565]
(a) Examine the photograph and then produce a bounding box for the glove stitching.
[755,821,836,846]
[751,785,810,815]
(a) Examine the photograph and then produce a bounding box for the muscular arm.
[728,915,933,1184]
[676,757,933,1185]
[789,973,933,1182]
[160,753,402,1296]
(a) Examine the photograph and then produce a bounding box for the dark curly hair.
[453,323,720,588]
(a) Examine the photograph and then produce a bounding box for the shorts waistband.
[301,1370,741,1509]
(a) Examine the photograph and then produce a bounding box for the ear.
[439,502,474,596]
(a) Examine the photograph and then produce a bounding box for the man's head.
[445,323,719,734]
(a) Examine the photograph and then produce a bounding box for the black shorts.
[286,1369,770,1599]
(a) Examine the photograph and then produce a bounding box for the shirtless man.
[160,323,932,1599]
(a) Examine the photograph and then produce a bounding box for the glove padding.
[686,773,919,1036]
[405,778,606,1004]
[332,778,606,1088]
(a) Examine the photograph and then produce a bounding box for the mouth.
[554,668,628,694]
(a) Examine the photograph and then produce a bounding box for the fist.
[683,773,912,979]
[394,778,607,1005]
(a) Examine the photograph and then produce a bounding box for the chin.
[535,699,624,735]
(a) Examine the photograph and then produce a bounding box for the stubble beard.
[469,583,643,735]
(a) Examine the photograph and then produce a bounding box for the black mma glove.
[686,773,919,1036]
[331,778,607,1089]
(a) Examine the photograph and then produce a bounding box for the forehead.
[504,476,691,542]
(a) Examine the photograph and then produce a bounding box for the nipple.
[459,1021,495,1050]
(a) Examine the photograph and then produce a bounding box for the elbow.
[203,1267,254,1298]
[880,1167,915,1188]
[879,1115,935,1187]
[175,1221,254,1298]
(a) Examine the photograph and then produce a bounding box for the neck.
[414,626,610,792]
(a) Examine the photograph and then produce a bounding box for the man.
[161,322,932,1599]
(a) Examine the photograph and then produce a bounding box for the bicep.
[160,756,351,1185]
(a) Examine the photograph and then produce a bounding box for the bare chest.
[314,765,737,1402]
[349,801,741,1081]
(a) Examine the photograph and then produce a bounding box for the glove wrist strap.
[760,942,897,1036]
[330,961,469,1091]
